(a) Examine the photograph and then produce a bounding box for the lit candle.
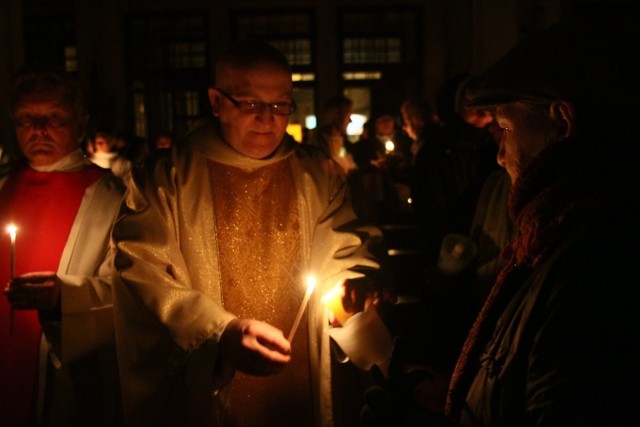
[384,140,395,154]
[6,224,16,335]
[288,275,316,342]
[321,280,354,326]
[6,224,16,279]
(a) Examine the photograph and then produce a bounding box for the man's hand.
[4,271,61,310]
[220,318,291,376]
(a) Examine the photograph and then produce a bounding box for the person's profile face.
[13,93,83,167]
[401,112,418,141]
[495,101,557,184]
[209,63,293,159]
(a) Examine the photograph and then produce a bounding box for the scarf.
[445,136,635,419]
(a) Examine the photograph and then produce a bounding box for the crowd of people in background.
[1,12,639,427]
[82,127,175,180]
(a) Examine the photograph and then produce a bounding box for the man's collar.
[31,148,90,172]
[188,120,298,168]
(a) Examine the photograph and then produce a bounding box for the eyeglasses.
[14,114,71,130]
[215,87,296,116]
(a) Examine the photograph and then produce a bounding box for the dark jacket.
[452,138,640,426]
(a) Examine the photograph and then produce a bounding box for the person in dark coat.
[362,14,640,427]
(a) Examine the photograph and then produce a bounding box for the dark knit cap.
[467,14,640,109]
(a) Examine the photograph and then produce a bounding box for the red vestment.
[0,164,104,426]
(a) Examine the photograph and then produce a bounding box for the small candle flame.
[6,224,17,240]
[320,282,340,304]
[384,140,395,153]
[321,280,353,326]
[306,275,316,293]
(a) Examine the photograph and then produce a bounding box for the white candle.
[6,224,16,279]
[288,275,316,342]
[6,224,16,335]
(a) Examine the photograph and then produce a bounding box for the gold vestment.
[113,122,382,426]
[210,160,312,426]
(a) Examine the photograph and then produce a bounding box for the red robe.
[0,164,104,426]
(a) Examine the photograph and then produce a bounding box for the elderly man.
[0,67,124,425]
[113,40,386,426]
[443,15,640,426]
[362,15,640,427]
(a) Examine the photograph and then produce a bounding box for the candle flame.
[321,281,342,303]
[321,280,353,326]
[385,140,395,152]
[306,275,316,293]
[6,224,16,239]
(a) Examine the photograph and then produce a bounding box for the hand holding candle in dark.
[323,278,384,327]
[5,272,61,311]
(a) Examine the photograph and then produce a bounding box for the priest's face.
[209,63,293,159]
[13,93,84,167]
[495,101,559,184]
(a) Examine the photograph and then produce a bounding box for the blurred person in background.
[429,74,500,240]
[349,112,412,224]
[152,131,174,151]
[308,95,357,174]
[87,127,132,182]
[401,96,449,263]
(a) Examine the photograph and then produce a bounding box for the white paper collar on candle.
[327,307,393,377]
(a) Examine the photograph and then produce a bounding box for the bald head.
[208,40,294,159]
[215,40,291,88]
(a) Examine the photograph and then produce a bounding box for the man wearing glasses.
[113,40,385,426]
